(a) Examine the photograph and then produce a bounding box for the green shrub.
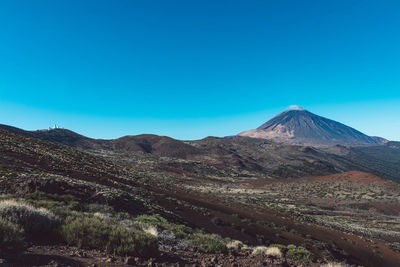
[107,226,135,255]
[61,215,110,249]
[286,244,313,262]
[131,231,159,258]
[168,223,193,239]
[61,215,158,257]
[0,200,59,242]
[24,192,84,218]
[0,218,25,257]
[190,233,227,254]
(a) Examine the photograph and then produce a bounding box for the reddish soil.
[243,171,388,188]
[151,186,400,267]
[349,202,400,216]
[302,171,387,185]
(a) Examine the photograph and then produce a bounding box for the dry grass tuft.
[226,239,244,250]
[266,246,282,258]
[142,225,159,237]
[251,246,268,255]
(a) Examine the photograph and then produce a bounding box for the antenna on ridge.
[48,123,61,130]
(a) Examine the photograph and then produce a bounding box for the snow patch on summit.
[287,105,305,111]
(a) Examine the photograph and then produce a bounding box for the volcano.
[238,106,387,147]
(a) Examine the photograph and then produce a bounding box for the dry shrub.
[0,200,58,242]
[142,225,159,237]
[266,246,282,258]
[226,239,244,250]
[252,246,268,255]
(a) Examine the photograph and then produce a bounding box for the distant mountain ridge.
[238,106,388,147]
[0,123,369,179]
[0,122,399,182]
[0,124,200,158]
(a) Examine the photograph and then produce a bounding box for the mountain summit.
[238,106,387,147]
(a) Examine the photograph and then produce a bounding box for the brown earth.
[150,186,400,267]
[1,126,400,266]
[7,245,321,267]
[243,171,388,189]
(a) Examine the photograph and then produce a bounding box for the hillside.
[0,125,369,179]
[3,124,400,182]
[1,126,400,266]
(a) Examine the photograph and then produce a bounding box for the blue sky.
[0,1,399,140]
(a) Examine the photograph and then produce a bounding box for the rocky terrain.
[0,124,399,266]
[189,171,400,245]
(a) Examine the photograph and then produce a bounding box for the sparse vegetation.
[0,123,399,266]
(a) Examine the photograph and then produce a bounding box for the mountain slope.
[343,142,400,182]
[1,127,400,266]
[4,126,400,266]
[0,124,367,179]
[2,123,399,182]
[238,106,387,147]
[0,124,202,159]
[0,127,399,266]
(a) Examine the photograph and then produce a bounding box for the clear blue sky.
[0,0,399,140]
